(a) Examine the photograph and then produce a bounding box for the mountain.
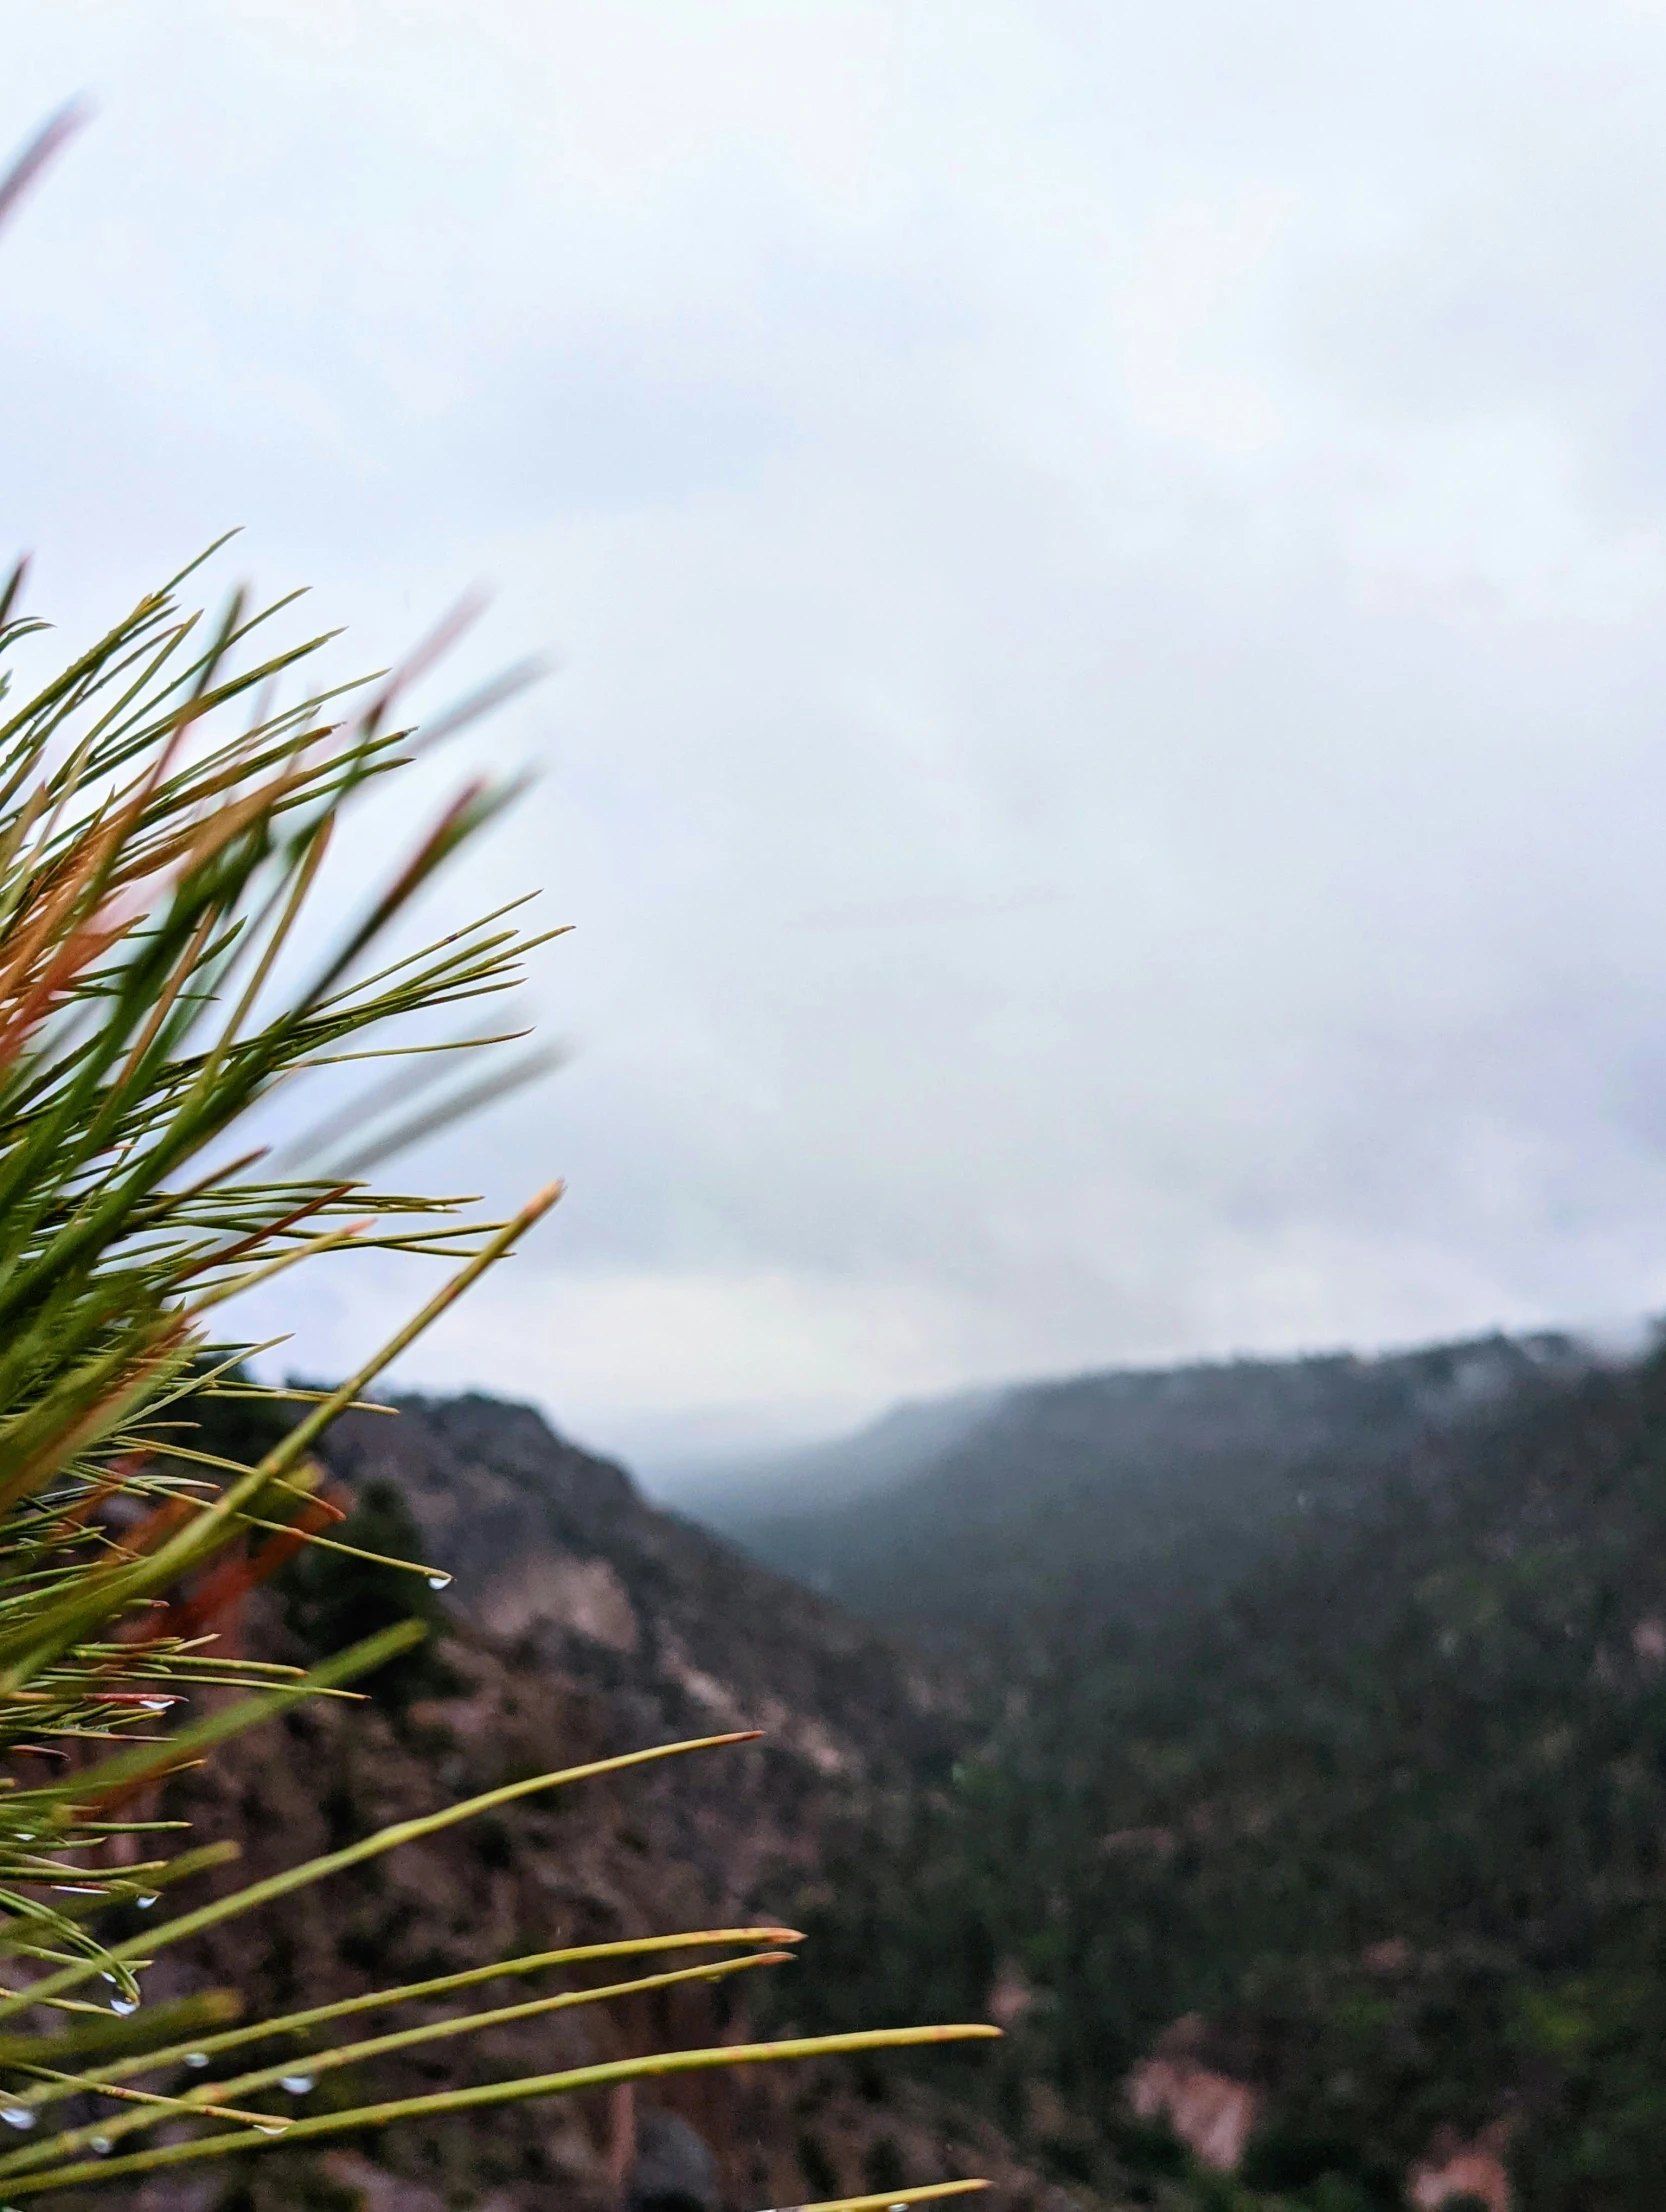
[132,1392,1069,2212]
[773,1337,1666,2208]
[148,1333,1666,2212]
[701,1334,1590,1643]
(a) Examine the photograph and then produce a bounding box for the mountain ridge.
[700,1330,1593,1639]
[767,1331,1666,2206]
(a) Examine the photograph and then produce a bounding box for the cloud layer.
[8,3,1666,1464]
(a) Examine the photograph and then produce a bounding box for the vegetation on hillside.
[717,1336,1579,1649]
[770,1344,1666,2208]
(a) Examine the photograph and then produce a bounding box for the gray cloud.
[7,2,1666,1464]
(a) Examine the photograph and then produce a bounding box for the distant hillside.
[703,1334,1589,1643]
[769,1337,1666,2208]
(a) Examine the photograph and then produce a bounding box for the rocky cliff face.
[318,1392,970,1917]
[117,1395,1063,2212]
[328,1393,963,1782]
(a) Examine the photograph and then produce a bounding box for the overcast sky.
[8,3,1666,1473]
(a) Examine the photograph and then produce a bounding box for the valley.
[144,1327,1666,2210]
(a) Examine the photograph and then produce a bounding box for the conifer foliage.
[0,116,993,2204]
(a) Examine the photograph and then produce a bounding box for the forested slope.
[708,1336,1586,1646]
[771,1339,1666,2208]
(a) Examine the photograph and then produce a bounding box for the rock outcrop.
[120,1394,1052,2212]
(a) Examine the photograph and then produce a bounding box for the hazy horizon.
[610,1309,1663,1499]
[11,6,1666,1464]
